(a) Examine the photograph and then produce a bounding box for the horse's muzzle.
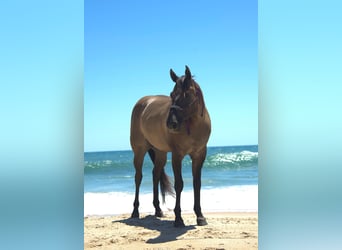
[167,113,180,131]
[169,121,179,130]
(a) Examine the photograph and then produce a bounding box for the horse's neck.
[185,108,209,136]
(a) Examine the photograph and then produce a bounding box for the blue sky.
[85,0,257,151]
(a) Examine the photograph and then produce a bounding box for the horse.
[130,65,211,227]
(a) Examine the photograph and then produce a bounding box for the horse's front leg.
[172,153,185,227]
[191,148,208,226]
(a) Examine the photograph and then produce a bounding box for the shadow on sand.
[112,215,196,244]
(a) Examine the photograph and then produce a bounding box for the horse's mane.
[193,80,205,117]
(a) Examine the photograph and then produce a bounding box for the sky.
[85,0,257,152]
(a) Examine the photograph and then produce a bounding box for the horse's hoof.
[174,218,185,227]
[197,217,208,226]
[155,210,164,218]
[131,211,139,218]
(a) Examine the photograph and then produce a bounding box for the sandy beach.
[84,212,257,250]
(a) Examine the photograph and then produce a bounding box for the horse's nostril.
[172,122,178,129]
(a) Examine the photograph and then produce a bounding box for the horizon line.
[84,144,258,154]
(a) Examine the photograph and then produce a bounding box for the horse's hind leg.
[149,149,167,217]
[131,148,146,218]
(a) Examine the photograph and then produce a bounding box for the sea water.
[84,145,258,216]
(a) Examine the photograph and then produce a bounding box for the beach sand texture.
[84,212,257,250]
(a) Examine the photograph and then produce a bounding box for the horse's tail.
[160,169,175,204]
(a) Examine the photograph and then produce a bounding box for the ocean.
[84,145,258,216]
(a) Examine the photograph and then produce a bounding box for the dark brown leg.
[131,149,145,218]
[152,167,163,217]
[191,148,208,226]
[151,150,167,217]
[172,153,185,227]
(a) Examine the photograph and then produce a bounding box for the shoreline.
[85,211,258,249]
[84,185,258,217]
[84,210,258,218]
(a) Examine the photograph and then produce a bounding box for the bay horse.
[130,65,211,227]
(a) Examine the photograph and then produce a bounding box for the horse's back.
[131,95,170,124]
[130,95,171,151]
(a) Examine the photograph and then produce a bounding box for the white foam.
[84,185,258,216]
[211,151,258,164]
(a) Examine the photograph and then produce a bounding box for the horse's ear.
[183,65,192,90]
[170,69,178,82]
[185,65,192,80]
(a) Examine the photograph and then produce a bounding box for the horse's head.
[167,65,204,132]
